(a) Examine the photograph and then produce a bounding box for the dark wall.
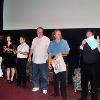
[1,28,100,67]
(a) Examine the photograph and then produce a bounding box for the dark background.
[0,0,100,87]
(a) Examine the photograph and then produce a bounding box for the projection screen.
[3,0,100,30]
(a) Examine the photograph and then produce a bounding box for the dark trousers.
[81,62,99,100]
[16,58,27,86]
[53,71,67,98]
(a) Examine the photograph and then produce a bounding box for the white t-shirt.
[31,36,50,64]
[17,43,29,58]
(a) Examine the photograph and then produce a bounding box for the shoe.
[16,82,21,86]
[7,80,11,83]
[91,96,97,100]
[78,97,87,100]
[16,81,21,86]
[62,96,67,100]
[50,93,59,98]
[32,87,39,92]
[43,90,47,94]
[21,82,26,87]
[62,95,67,100]
[10,80,14,84]
[22,84,26,88]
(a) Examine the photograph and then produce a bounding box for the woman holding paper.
[79,30,100,100]
[48,29,70,100]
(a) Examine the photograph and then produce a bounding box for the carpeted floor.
[0,77,100,100]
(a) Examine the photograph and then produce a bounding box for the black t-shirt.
[83,43,100,64]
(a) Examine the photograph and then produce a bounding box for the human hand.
[48,64,52,70]
[28,57,31,62]
[82,39,86,45]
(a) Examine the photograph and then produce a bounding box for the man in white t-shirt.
[16,36,29,87]
[28,27,50,94]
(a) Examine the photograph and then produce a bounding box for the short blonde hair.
[36,27,44,32]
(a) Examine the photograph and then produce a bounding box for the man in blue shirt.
[48,29,70,100]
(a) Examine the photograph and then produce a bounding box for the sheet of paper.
[52,56,66,74]
[86,36,99,50]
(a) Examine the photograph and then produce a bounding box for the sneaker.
[32,87,39,92]
[43,90,47,94]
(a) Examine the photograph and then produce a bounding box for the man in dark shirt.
[78,30,100,100]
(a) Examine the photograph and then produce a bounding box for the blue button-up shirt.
[48,39,70,56]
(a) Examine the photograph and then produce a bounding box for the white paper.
[52,55,66,74]
[86,36,99,50]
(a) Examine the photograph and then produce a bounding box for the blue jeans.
[32,63,48,90]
